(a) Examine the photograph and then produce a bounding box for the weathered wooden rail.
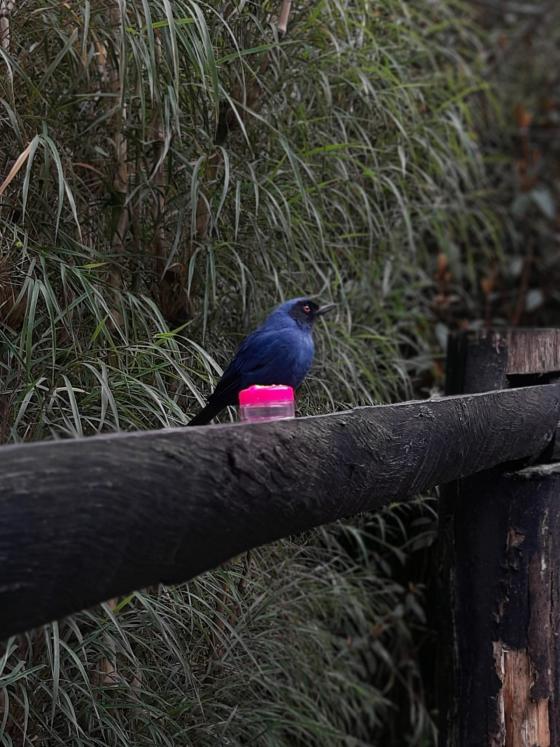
[0,385,557,642]
[2,327,560,746]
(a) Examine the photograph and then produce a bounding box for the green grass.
[0,506,437,746]
[471,2,560,328]
[0,0,505,744]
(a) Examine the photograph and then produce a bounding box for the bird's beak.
[316,302,336,316]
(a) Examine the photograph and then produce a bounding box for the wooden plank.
[505,329,560,376]
[0,385,559,640]
[446,329,560,395]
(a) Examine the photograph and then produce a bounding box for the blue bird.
[188,297,335,425]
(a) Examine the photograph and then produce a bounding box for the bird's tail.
[187,400,224,426]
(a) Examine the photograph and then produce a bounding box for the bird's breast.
[291,331,314,386]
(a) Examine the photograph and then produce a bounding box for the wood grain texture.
[446,329,560,395]
[1,385,559,640]
[505,329,560,376]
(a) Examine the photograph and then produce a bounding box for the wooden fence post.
[439,329,560,746]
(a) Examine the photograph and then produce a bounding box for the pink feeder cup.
[238,385,295,423]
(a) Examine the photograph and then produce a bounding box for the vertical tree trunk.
[439,329,560,746]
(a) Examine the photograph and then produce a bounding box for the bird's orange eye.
[303,304,311,314]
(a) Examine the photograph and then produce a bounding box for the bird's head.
[274,297,336,330]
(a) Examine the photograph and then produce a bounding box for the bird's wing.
[204,329,266,407]
[207,327,312,407]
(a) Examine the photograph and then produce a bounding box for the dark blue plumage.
[188,297,335,425]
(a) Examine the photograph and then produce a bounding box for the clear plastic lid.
[238,385,295,422]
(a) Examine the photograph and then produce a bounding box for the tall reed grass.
[0,1,501,743]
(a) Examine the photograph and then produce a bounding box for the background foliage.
[2,0,556,744]
[473,0,560,330]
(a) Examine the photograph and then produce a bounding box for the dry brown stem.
[278,0,292,35]
[148,33,190,323]
[101,6,129,324]
[0,0,14,52]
